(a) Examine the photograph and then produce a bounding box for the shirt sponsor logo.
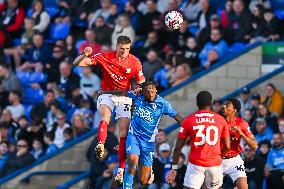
[126,68,131,73]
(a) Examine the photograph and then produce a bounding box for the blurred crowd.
[0,0,284,188]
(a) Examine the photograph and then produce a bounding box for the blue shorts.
[126,132,155,166]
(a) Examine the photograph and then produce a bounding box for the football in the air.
[164,11,183,30]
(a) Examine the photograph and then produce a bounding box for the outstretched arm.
[166,137,186,184]
[73,47,93,67]
[173,114,184,124]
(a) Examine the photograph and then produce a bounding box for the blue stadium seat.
[45,7,59,18]
[274,10,284,20]
[29,72,47,83]
[210,0,226,10]
[23,88,44,104]
[112,0,128,13]
[43,0,57,8]
[188,25,199,36]
[16,71,31,87]
[228,42,245,52]
[23,104,33,121]
[75,39,86,51]
[270,0,284,10]
[12,38,21,46]
[50,23,70,40]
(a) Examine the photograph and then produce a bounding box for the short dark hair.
[117,35,131,45]
[11,90,22,99]
[196,91,212,108]
[45,89,55,96]
[226,97,241,113]
[45,131,55,141]
[139,81,158,90]
[63,128,73,136]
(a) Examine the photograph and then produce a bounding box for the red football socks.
[118,137,127,169]
[97,120,108,144]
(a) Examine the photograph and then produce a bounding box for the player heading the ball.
[73,35,145,184]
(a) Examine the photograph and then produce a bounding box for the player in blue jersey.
[123,81,184,189]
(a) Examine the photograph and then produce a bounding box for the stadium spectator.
[0,141,9,170]
[243,144,265,189]
[30,90,56,123]
[249,0,271,13]
[6,90,25,121]
[88,0,112,28]
[142,49,163,81]
[79,29,102,56]
[244,109,255,126]
[169,153,187,189]
[255,117,273,144]
[238,87,252,118]
[179,0,201,23]
[149,142,172,189]
[261,83,284,117]
[124,1,143,32]
[143,31,164,57]
[44,45,66,84]
[80,67,101,98]
[63,127,73,145]
[111,14,135,50]
[229,0,252,42]
[154,129,168,157]
[263,9,280,42]
[250,93,261,119]
[0,109,18,140]
[171,63,191,86]
[3,18,34,67]
[30,138,44,159]
[199,28,228,68]
[71,114,90,137]
[279,118,284,140]
[151,17,168,48]
[19,33,52,72]
[86,122,118,188]
[56,0,72,17]
[264,133,284,189]
[65,35,78,63]
[139,0,161,35]
[15,115,29,141]
[0,122,11,143]
[196,0,215,31]
[105,4,119,29]
[49,111,70,148]
[44,131,58,155]
[46,101,61,130]
[0,84,9,111]
[0,64,23,94]
[96,154,118,189]
[0,139,35,177]
[221,0,234,28]
[181,37,200,73]
[0,0,25,47]
[257,139,271,163]
[58,61,80,99]
[69,0,99,21]
[31,0,50,34]
[23,120,45,149]
[157,0,170,13]
[154,62,172,91]
[257,103,279,133]
[92,16,112,46]
[211,99,222,113]
[169,20,192,51]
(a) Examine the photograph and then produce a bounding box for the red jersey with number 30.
[89,51,145,90]
[222,117,253,157]
[178,110,229,167]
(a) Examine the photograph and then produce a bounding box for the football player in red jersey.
[220,98,258,189]
[167,91,230,189]
[73,36,145,184]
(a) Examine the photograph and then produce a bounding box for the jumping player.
[73,36,145,183]
[220,98,258,189]
[167,91,230,189]
[123,81,184,189]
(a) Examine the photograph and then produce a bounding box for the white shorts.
[97,94,132,119]
[222,155,247,182]
[183,162,223,189]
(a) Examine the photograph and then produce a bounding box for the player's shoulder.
[128,54,141,63]
[236,117,249,127]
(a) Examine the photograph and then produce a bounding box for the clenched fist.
[84,47,93,57]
